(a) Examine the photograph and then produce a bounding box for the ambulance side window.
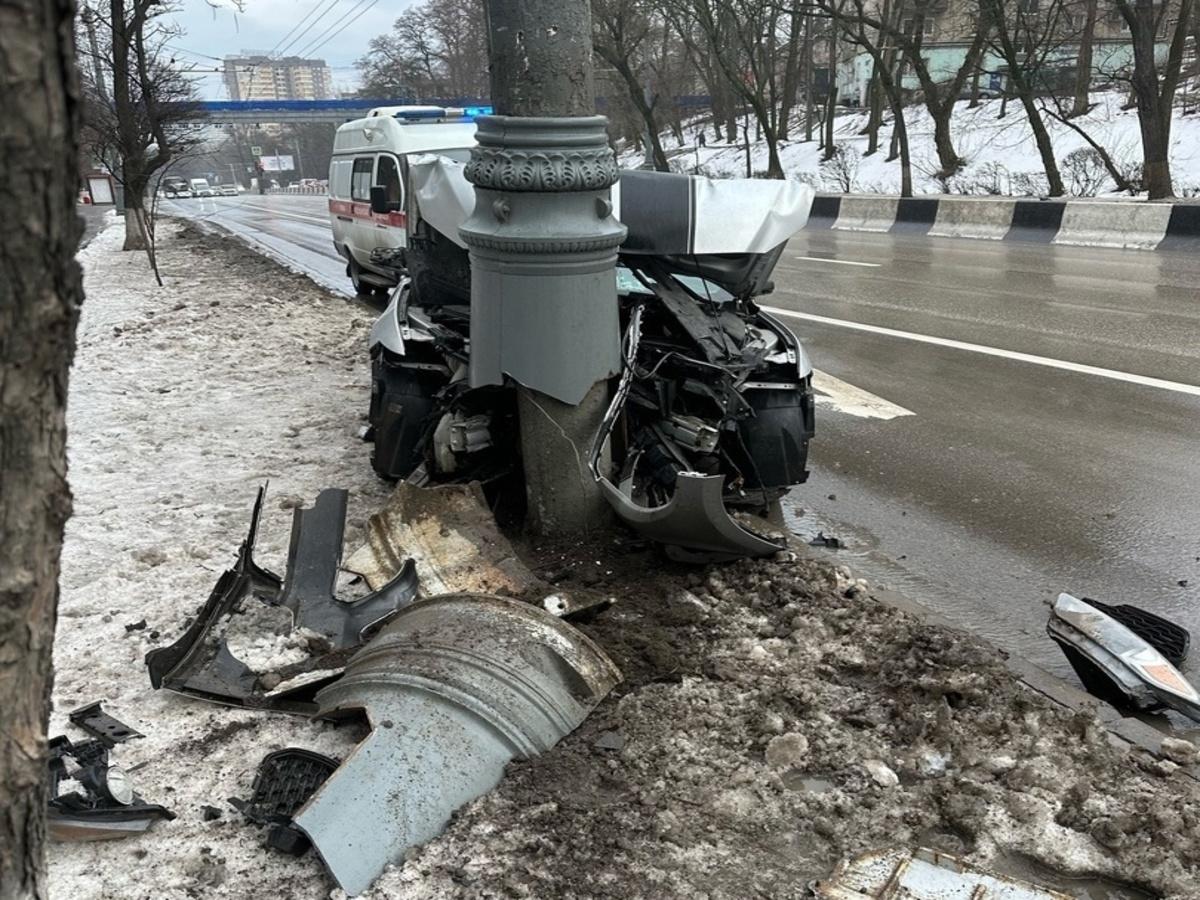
[350,156,375,202]
[330,158,353,199]
[376,155,403,206]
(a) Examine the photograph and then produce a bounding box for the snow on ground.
[52,220,390,899]
[50,220,1200,900]
[622,91,1200,197]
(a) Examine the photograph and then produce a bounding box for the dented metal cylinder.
[293,593,621,896]
[459,115,627,405]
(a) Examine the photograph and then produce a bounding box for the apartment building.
[222,54,335,101]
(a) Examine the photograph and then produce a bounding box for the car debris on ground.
[815,846,1072,899]
[143,479,621,893]
[1047,592,1200,721]
[230,748,339,856]
[49,703,174,842]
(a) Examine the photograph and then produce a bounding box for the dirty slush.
[51,221,1200,899]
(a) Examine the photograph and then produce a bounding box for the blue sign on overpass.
[194,96,714,125]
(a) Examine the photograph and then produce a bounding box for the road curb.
[867,582,1199,778]
[809,193,1200,253]
[792,535,1197,776]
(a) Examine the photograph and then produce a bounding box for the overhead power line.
[274,0,341,59]
[266,0,326,56]
[295,0,380,59]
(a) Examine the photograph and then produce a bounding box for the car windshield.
[615,266,732,304]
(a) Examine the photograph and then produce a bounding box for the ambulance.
[328,106,487,294]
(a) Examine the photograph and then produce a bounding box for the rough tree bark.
[0,1,84,898]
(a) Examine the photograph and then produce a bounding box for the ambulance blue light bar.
[382,106,495,122]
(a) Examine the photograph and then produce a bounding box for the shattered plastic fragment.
[145,485,416,713]
[48,732,174,842]
[277,488,419,648]
[231,748,339,856]
[67,701,144,746]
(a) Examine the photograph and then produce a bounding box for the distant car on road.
[190,177,215,198]
[218,183,238,196]
[163,177,190,198]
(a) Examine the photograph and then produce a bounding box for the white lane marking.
[794,255,881,268]
[766,307,1200,398]
[811,369,914,420]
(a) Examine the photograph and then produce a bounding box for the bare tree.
[777,0,805,139]
[594,0,671,170]
[78,0,202,253]
[826,0,988,176]
[829,0,914,194]
[0,1,84,897]
[1113,0,1195,198]
[665,0,794,177]
[979,0,1067,195]
[357,0,488,99]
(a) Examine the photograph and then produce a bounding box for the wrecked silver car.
[366,163,816,560]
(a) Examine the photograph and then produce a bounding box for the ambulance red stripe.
[329,198,407,229]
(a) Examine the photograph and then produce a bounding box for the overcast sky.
[166,0,411,99]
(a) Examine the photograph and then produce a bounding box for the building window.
[901,17,936,37]
[351,157,374,202]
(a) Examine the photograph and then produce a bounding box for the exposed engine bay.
[366,165,816,560]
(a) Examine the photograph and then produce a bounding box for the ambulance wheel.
[348,258,375,295]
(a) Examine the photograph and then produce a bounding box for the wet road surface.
[771,231,1200,684]
[166,195,1200,686]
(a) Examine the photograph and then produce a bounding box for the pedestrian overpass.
[193,96,713,125]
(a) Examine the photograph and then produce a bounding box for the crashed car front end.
[365,164,816,561]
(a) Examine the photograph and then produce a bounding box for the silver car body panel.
[293,594,620,896]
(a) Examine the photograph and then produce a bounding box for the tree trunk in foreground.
[0,1,84,898]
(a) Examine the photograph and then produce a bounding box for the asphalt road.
[166,194,1200,693]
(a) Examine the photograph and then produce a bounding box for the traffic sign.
[251,145,263,155]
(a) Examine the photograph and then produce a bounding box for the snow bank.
[623,91,1200,198]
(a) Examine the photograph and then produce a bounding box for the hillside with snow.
[620,91,1200,198]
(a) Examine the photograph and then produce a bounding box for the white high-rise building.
[223,54,334,101]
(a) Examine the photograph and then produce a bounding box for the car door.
[371,153,406,254]
[348,155,377,265]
